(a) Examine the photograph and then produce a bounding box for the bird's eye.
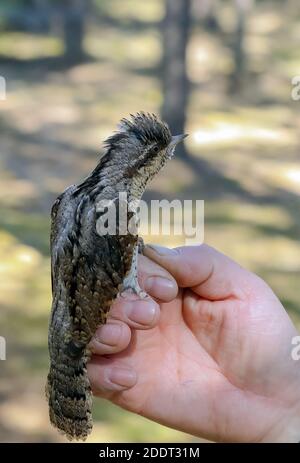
[153,145,159,154]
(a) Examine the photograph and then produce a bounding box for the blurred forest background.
[0,0,300,443]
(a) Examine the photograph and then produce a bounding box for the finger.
[144,244,252,300]
[87,355,137,396]
[106,254,178,330]
[138,254,178,302]
[108,294,160,329]
[89,319,131,355]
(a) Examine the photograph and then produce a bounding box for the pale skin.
[87,244,300,443]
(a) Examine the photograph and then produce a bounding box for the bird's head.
[102,112,187,186]
[75,113,187,202]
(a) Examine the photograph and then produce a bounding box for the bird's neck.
[92,165,149,211]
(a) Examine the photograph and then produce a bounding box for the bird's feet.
[120,239,148,299]
[120,273,148,299]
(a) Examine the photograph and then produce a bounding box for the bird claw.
[119,286,148,300]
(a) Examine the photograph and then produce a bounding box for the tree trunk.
[62,0,87,64]
[161,0,191,159]
[228,0,253,94]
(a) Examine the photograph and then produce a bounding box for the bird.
[46,112,187,440]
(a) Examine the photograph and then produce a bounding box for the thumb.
[144,244,247,300]
[143,244,215,289]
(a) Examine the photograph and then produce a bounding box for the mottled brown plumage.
[46,112,186,440]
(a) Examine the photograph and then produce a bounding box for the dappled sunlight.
[1,398,50,435]
[193,122,295,147]
[0,231,50,314]
[285,167,300,187]
[95,0,164,23]
[0,379,64,443]
[206,202,294,230]
[86,28,161,67]
[207,220,300,272]
[188,34,232,82]
[0,32,62,59]
[249,11,283,35]
[256,162,300,195]
[0,179,38,206]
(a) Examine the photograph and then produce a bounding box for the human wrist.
[259,402,300,443]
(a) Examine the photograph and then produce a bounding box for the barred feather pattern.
[46,112,175,440]
[47,187,137,440]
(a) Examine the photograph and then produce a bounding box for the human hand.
[88,244,300,442]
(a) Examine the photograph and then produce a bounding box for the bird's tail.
[46,345,93,441]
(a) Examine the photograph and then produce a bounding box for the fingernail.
[127,300,157,325]
[94,324,121,346]
[106,367,137,388]
[144,276,176,300]
[146,245,177,256]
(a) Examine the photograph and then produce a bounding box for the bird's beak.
[166,134,188,158]
[170,133,189,147]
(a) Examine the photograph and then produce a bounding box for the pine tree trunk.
[228,0,252,94]
[161,0,191,159]
[62,0,87,64]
